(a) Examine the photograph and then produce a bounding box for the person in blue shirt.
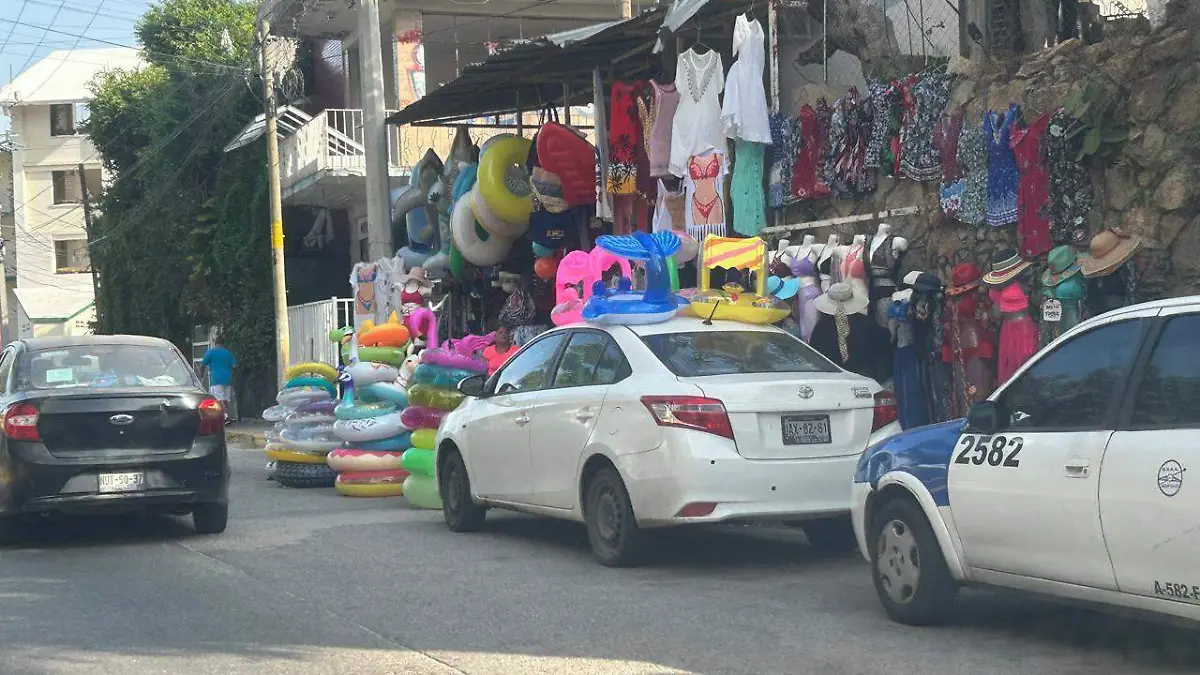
[199,337,237,423]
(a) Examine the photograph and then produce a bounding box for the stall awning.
[386,7,668,127]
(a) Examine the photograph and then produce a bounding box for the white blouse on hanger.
[668,48,725,177]
[721,14,772,144]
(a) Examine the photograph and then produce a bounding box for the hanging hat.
[767,275,801,301]
[992,283,1029,312]
[1053,275,1085,301]
[528,206,579,249]
[813,282,870,315]
[983,249,1033,286]
[1079,228,1142,278]
[530,170,569,214]
[1042,245,1081,286]
[946,262,983,296]
[397,266,433,288]
[912,272,943,293]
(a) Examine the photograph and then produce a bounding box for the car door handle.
[1064,460,1090,478]
[574,409,595,422]
[515,415,530,426]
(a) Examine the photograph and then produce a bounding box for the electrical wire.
[0,0,32,59]
[22,0,108,102]
[11,0,68,79]
[21,0,147,23]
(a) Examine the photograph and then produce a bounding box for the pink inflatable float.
[420,333,493,373]
[405,307,439,348]
[551,247,633,326]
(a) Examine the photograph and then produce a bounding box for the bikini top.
[792,257,817,278]
[688,154,721,180]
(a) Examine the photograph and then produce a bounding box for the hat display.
[767,275,801,301]
[528,207,579,249]
[912,272,943,293]
[397,266,433,288]
[991,283,1029,312]
[946,262,983,296]
[1042,245,1081,286]
[813,282,870,315]
[1053,275,1085,301]
[1080,228,1142,278]
[983,249,1033,286]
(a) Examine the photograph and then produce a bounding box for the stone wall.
[773,2,1200,300]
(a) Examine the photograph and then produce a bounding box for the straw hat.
[1080,228,1142,278]
[397,266,433,288]
[1042,245,1081,287]
[946,262,983,296]
[813,282,870,315]
[983,249,1032,286]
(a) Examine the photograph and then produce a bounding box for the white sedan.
[853,296,1200,626]
[434,316,902,566]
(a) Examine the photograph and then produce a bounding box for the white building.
[0,47,144,339]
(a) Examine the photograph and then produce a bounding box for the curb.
[227,430,268,448]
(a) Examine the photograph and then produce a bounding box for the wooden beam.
[760,206,922,234]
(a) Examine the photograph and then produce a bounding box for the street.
[1,440,1196,675]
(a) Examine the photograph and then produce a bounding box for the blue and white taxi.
[852,297,1199,626]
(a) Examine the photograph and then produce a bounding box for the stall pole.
[516,91,524,137]
[769,0,783,232]
[258,18,291,389]
[823,0,829,83]
[357,0,393,261]
[563,83,571,126]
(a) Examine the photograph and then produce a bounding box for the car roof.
[620,316,786,336]
[15,334,179,352]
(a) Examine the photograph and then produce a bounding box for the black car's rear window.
[16,344,198,391]
[640,331,838,377]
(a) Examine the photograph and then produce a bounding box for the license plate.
[98,472,145,493]
[781,414,831,445]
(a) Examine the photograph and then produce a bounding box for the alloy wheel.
[877,519,920,604]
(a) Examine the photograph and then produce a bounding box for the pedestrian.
[198,336,237,424]
[482,326,518,376]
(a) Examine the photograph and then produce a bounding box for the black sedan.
[0,335,230,543]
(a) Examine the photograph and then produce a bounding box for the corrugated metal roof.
[223,106,314,153]
[15,286,95,322]
[0,48,145,107]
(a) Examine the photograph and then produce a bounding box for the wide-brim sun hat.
[946,262,983,296]
[1043,244,1082,286]
[992,283,1030,312]
[983,249,1033,286]
[767,275,801,301]
[812,282,870,315]
[1080,228,1142,278]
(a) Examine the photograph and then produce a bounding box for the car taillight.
[641,396,735,440]
[198,398,224,436]
[3,402,41,442]
[872,390,898,432]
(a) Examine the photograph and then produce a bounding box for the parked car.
[0,335,230,543]
[434,316,902,566]
[853,297,1200,626]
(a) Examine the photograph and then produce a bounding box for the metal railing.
[287,297,353,367]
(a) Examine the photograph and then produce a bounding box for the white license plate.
[98,472,145,493]
[781,414,832,445]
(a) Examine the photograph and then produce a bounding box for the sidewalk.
[226,419,271,448]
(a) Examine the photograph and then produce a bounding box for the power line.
[0,0,32,59]
[12,0,68,80]
[21,0,146,23]
[22,0,108,102]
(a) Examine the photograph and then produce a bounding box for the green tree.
[85,0,275,412]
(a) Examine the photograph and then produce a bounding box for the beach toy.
[284,362,338,382]
[336,470,408,497]
[359,318,410,348]
[420,333,493,372]
[689,235,791,325]
[401,448,436,476]
[283,376,337,398]
[356,433,413,452]
[400,406,446,430]
[552,247,634,326]
[265,445,329,464]
[581,231,681,325]
[333,411,408,443]
[335,399,396,420]
[476,134,533,228]
[366,382,408,407]
[296,399,336,415]
[536,122,596,207]
[402,474,441,509]
[262,404,291,423]
[273,432,341,454]
[326,448,406,473]
[345,361,401,386]
[410,427,438,451]
[407,384,465,411]
[355,346,406,367]
[404,306,439,351]
[452,191,514,266]
[276,387,331,408]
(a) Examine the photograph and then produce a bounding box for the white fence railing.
[288,297,353,367]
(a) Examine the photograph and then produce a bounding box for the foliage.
[84,0,276,412]
[1061,76,1130,165]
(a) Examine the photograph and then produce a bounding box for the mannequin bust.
[841,235,869,315]
[869,223,908,331]
[817,234,840,291]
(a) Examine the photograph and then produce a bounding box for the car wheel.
[584,467,646,567]
[192,503,229,535]
[803,516,858,553]
[869,498,958,625]
[440,450,486,532]
[272,461,336,488]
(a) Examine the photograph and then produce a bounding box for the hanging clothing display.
[721,14,772,144]
[867,232,904,328]
[792,256,822,342]
[890,297,926,430]
[984,104,1021,227]
[669,48,725,177]
[637,79,680,179]
[933,110,965,219]
[810,283,875,377]
[1080,229,1143,318]
[942,262,995,419]
[594,68,613,222]
[607,80,650,195]
[652,179,686,232]
[991,284,1038,384]
[1010,112,1052,258]
[955,119,988,226]
[684,149,727,239]
[791,104,831,200]
[767,113,799,208]
[824,88,874,198]
[731,140,767,235]
[910,274,951,424]
[1039,245,1083,346]
[865,79,900,172]
[1045,111,1095,246]
[899,72,950,182]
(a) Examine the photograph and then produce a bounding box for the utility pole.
[258,18,291,389]
[621,0,632,18]
[78,163,99,333]
[357,0,392,261]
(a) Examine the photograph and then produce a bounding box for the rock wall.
[773,3,1200,300]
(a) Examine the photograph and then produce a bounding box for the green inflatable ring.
[403,473,442,510]
[284,376,336,396]
[402,448,436,477]
[356,347,407,367]
[449,241,466,280]
[334,400,397,420]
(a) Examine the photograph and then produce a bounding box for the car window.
[14,344,198,391]
[640,330,837,377]
[492,333,567,396]
[1129,315,1200,429]
[0,349,14,393]
[552,332,630,388]
[996,319,1143,432]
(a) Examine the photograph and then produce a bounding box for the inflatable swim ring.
[411,364,478,388]
[333,411,409,443]
[284,376,337,397]
[452,191,514,267]
[262,404,291,423]
[359,321,410,348]
[420,333,492,373]
[552,247,634,326]
[284,362,338,382]
[334,399,396,420]
[400,405,446,431]
[581,231,682,326]
[355,347,407,367]
[281,412,336,430]
[345,361,401,386]
[403,474,442,509]
[336,470,408,497]
[277,387,331,407]
[365,382,408,407]
[401,448,436,476]
[409,427,437,451]
[471,182,528,239]
[296,399,337,416]
[265,447,329,464]
[275,431,342,453]
[407,384,465,411]
[476,135,533,227]
[326,448,406,473]
[355,432,413,452]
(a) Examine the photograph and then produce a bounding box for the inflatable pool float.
[277,387,331,407]
[407,384,465,411]
[284,376,337,397]
[275,431,342,454]
[327,448,407,473]
[581,231,682,326]
[284,362,338,382]
[452,191,514,267]
[410,427,438,451]
[355,347,407,367]
[404,307,439,350]
[345,361,401,386]
[400,406,446,430]
[402,474,441,509]
[471,182,528,239]
[262,404,291,423]
[411,363,478,388]
[421,333,492,372]
[296,399,337,416]
[359,321,410,348]
[265,446,329,464]
[281,412,336,430]
[335,470,408,497]
[689,235,790,325]
[366,382,408,407]
[536,122,596,207]
[552,247,634,326]
[401,448,436,476]
[476,134,533,227]
[335,399,396,420]
[355,432,412,452]
[333,411,409,443]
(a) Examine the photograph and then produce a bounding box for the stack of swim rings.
[400,334,491,510]
[452,134,533,267]
[264,362,340,488]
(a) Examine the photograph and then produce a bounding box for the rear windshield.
[640,331,839,377]
[16,344,199,391]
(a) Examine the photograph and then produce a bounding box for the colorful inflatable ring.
[277,387,331,407]
[296,399,337,415]
[365,382,408,407]
[334,399,397,420]
[404,307,439,352]
[452,191,514,267]
[333,411,408,443]
[355,347,407,367]
[335,470,408,497]
[401,448,436,476]
[359,322,410,348]
[411,364,478,388]
[284,362,338,382]
[273,433,341,453]
[419,347,488,373]
[688,291,791,325]
[265,447,329,464]
[281,413,336,430]
[477,135,534,226]
[400,406,447,430]
[284,376,337,396]
[262,404,291,423]
[407,384,465,411]
[326,448,406,473]
[471,182,528,239]
[355,432,412,452]
[410,427,437,451]
[345,361,401,386]
[403,474,442,509]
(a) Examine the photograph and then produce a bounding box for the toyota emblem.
[797,386,814,399]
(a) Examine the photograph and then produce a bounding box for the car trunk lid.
[35,391,202,457]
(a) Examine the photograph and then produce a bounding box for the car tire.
[803,516,858,554]
[584,467,647,567]
[869,497,958,626]
[272,460,336,489]
[440,450,486,532]
[192,502,228,535]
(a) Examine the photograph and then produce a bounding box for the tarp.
[0,48,144,107]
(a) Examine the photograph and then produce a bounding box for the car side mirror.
[965,401,1000,434]
[457,374,487,398]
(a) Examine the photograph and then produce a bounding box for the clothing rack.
[760,206,921,234]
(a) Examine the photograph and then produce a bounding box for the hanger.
[691,24,711,54]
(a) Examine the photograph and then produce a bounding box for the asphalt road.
[1,441,1197,675]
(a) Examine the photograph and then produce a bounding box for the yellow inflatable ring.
[284,362,338,382]
[471,182,528,239]
[476,135,534,228]
[452,191,514,267]
[265,447,329,464]
[335,481,406,498]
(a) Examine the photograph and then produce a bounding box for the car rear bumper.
[616,424,899,528]
[0,437,230,516]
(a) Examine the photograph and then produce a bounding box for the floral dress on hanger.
[767,113,799,208]
[791,104,831,200]
[1045,111,1095,246]
[934,110,965,218]
[955,118,988,226]
[608,80,645,195]
[900,73,951,182]
[984,104,1021,227]
[1010,112,1053,257]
